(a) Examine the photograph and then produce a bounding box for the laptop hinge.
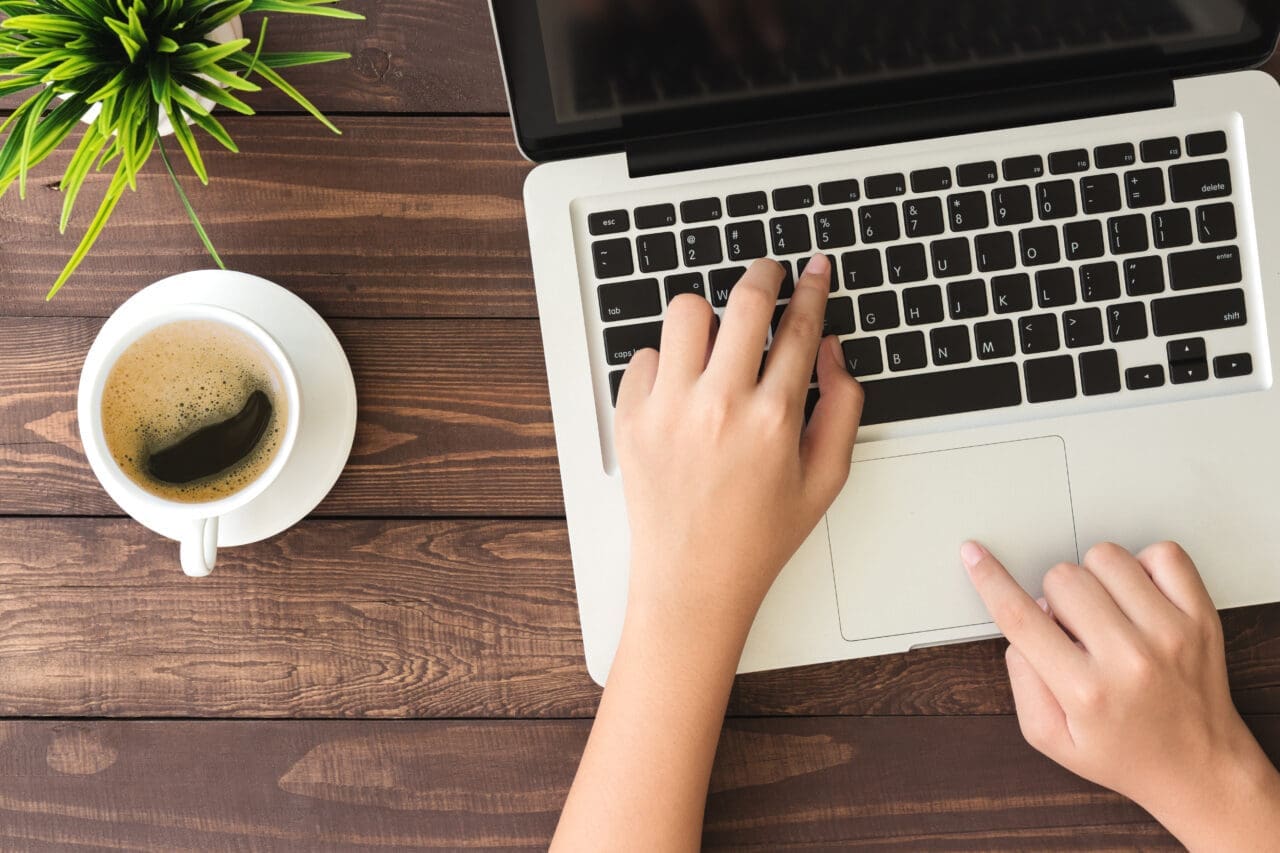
[625,74,1174,178]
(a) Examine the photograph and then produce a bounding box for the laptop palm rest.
[826,437,1078,643]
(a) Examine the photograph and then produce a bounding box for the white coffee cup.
[78,303,302,577]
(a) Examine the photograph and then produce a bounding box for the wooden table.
[1,5,1277,848]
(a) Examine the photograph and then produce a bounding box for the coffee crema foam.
[101,319,288,503]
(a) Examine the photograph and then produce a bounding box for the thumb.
[800,336,863,506]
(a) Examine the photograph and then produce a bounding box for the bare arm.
[964,540,1280,851]
[551,254,863,851]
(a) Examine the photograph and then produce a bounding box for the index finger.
[961,540,1090,693]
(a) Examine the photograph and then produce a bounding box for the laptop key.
[726,191,769,217]
[773,185,815,211]
[819,179,861,205]
[975,232,1017,271]
[903,197,945,238]
[991,273,1032,314]
[664,272,706,302]
[1213,353,1253,378]
[1169,159,1231,202]
[1170,360,1209,384]
[724,221,768,261]
[947,279,987,319]
[886,331,927,371]
[1079,349,1121,395]
[956,161,998,186]
[859,203,901,243]
[841,338,884,377]
[1081,173,1123,214]
[1168,245,1242,291]
[709,266,747,307]
[841,249,883,289]
[681,226,723,267]
[681,197,723,223]
[609,370,625,406]
[858,362,1022,425]
[592,238,634,278]
[1167,337,1206,365]
[910,167,952,193]
[1124,256,1165,296]
[1003,155,1044,181]
[637,233,678,272]
[1095,142,1136,169]
[931,238,972,277]
[1063,308,1104,348]
[769,215,811,255]
[1152,208,1193,248]
[824,297,856,336]
[1125,364,1165,390]
[903,285,944,325]
[865,173,907,198]
[814,209,856,249]
[975,319,1016,359]
[1036,180,1077,220]
[776,261,796,298]
[1063,220,1105,260]
[859,290,901,331]
[598,278,661,322]
[1035,267,1075,308]
[1107,302,1148,342]
[588,210,629,235]
[887,244,928,283]
[992,186,1033,225]
[1124,168,1165,208]
[1140,137,1181,162]
[1080,262,1121,302]
[1049,149,1090,174]
[1024,355,1077,403]
[1020,313,1060,354]
[604,320,663,365]
[1185,131,1227,157]
[1018,226,1060,266]
[947,191,990,233]
[930,325,972,365]
[1196,202,1236,243]
[1151,288,1246,336]
[634,203,676,229]
[1108,214,1149,254]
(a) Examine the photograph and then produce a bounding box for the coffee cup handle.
[180,517,218,577]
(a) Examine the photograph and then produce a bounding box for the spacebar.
[859,362,1023,426]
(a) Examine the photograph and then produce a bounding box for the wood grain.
[16,714,1276,850]
[0,0,510,116]
[0,118,536,320]
[0,518,1277,719]
[0,317,563,518]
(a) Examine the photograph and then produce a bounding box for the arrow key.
[1170,360,1209,384]
[1166,337,1206,364]
[1125,364,1166,390]
[1213,353,1253,378]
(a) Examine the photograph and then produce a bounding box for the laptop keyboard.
[585,128,1257,429]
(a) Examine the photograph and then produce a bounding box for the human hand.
[963,540,1280,849]
[614,255,863,638]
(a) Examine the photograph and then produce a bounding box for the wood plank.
[1,518,1277,719]
[0,0,510,115]
[0,317,563,518]
[0,118,536,319]
[7,715,1278,849]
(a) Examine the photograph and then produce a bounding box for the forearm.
[1148,731,1280,852]
[551,590,752,852]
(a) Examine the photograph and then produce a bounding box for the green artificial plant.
[0,0,364,298]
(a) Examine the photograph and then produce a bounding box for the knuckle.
[782,310,821,342]
[1144,540,1190,567]
[1083,541,1129,568]
[993,599,1029,636]
[1073,679,1106,712]
[729,281,774,316]
[1042,562,1078,595]
[667,292,711,323]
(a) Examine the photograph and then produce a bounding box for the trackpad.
[827,437,1078,642]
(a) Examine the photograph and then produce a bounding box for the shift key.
[1152,288,1246,336]
[1169,245,1242,290]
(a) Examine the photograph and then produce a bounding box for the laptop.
[489,0,1280,684]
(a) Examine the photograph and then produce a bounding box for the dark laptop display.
[492,0,1279,160]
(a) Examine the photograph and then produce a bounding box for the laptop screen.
[492,0,1279,161]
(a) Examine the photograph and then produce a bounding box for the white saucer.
[81,270,357,547]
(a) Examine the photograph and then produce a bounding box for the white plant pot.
[69,15,244,137]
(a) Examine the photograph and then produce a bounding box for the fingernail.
[802,253,829,277]
[960,540,987,570]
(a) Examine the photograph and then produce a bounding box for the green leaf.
[16,85,57,198]
[103,16,141,62]
[192,0,253,32]
[156,35,180,53]
[169,82,211,116]
[158,136,224,270]
[188,109,238,152]
[1,14,91,38]
[166,100,208,184]
[171,37,251,70]
[59,120,111,233]
[229,53,339,133]
[148,56,169,103]
[178,74,254,114]
[254,49,350,68]
[245,0,364,19]
[197,61,261,92]
[47,160,132,300]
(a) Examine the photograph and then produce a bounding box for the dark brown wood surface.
[0,2,1278,847]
